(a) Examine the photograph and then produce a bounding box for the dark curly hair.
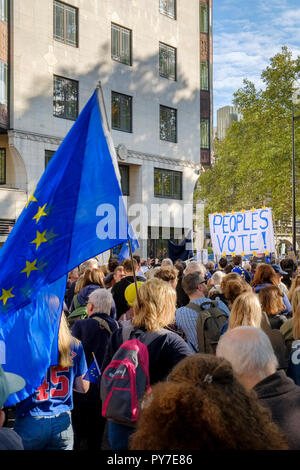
[130,354,289,450]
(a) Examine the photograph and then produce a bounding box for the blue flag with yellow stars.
[0,88,139,406]
[84,357,101,384]
[118,226,139,261]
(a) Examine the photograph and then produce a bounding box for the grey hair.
[211,270,225,286]
[161,258,173,266]
[79,258,99,274]
[216,326,278,381]
[88,288,113,315]
[184,261,206,277]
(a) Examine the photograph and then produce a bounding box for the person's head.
[122,258,138,275]
[251,262,257,273]
[223,278,252,307]
[210,270,226,287]
[205,261,215,274]
[108,257,120,273]
[184,261,206,277]
[251,263,278,287]
[280,257,297,275]
[224,263,234,274]
[228,292,262,330]
[161,258,173,267]
[216,326,278,389]
[174,260,186,278]
[113,265,125,284]
[124,282,143,307]
[182,272,208,299]
[130,353,288,450]
[132,278,176,332]
[68,267,79,283]
[219,257,228,270]
[232,255,242,266]
[258,285,285,316]
[153,266,178,290]
[79,258,98,275]
[87,288,113,316]
[133,255,141,268]
[271,264,287,285]
[220,272,240,291]
[81,268,105,289]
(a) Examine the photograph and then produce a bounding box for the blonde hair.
[228,292,262,330]
[57,312,79,368]
[291,286,300,314]
[132,278,176,332]
[258,285,285,315]
[293,305,300,340]
[288,275,300,301]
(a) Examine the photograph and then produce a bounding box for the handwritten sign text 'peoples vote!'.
[209,207,275,256]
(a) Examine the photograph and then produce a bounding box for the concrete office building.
[216,105,242,141]
[0,0,213,258]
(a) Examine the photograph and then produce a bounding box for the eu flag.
[0,88,138,405]
[118,226,140,261]
[84,357,101,384]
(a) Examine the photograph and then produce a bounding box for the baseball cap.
[272,264,288,276]
[124,282,143,307]
[0,365,25,407]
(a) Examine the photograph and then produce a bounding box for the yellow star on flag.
[231,210,235,215]
[265,250,269,256]
[33,204,47,224]
[262,206,267,210]
[214,212,217,216]
[31,230,48,250]
[20,259,39,278]
[222,252,226,257]
[232,252,236,257]
[0,287,15,306]
[241,209,245,213]
[25,192,37,209]
[222,211,226,216]
[241,251,245,256]
[251,207,256,212]
[253,251,257,256]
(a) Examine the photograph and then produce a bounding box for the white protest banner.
[209,207,275,256]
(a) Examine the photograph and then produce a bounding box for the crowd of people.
[2,253,300,450]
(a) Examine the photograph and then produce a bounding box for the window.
[159,43,176,81]
[119,164,129,196]
[45,150,55,169]
[54,1,78,46]
[160,105,177,142]
[159,0,176,19]
[111,92,132,133]
[200,3,208,33]
[53,75,78,121]
[200,61,209,90]
[0,0,7,23]
[154,168,182,199]
[0,149,6,184]
[111,23,132,66]
[201,118,210,149]
[0,61,7,106]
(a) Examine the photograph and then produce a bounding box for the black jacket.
[254,370,300,450]
[111,275,145,319]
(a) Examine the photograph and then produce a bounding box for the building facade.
[216,105,242,141]
[0,0,213,258]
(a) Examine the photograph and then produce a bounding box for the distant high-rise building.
[200,0,213,168]
[216,105,242,141]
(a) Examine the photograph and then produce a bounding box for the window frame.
[53,0,79,47]
[0,148,6,185]
[160,105,177,143]
[200,118,210,150]
[200,3,209,33]
[111,91,133,133]
[111,23,132,66]
[200,60,209,91]
[53,75,79,121]
[159,42,177,81]
[45,150,55,169]
[154,167,182,200]
[119,164,130,196]
[0,0,7,23]
[159,0,176,20]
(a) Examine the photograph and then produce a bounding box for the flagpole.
[92,352,101,376]
[128,238,141,309]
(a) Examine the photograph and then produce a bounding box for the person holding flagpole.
[14,313,89,450]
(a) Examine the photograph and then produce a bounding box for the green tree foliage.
[197,47,300,229]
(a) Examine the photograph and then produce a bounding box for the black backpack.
[186,300,228,354]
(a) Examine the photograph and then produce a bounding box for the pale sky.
[213,0,300,123]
